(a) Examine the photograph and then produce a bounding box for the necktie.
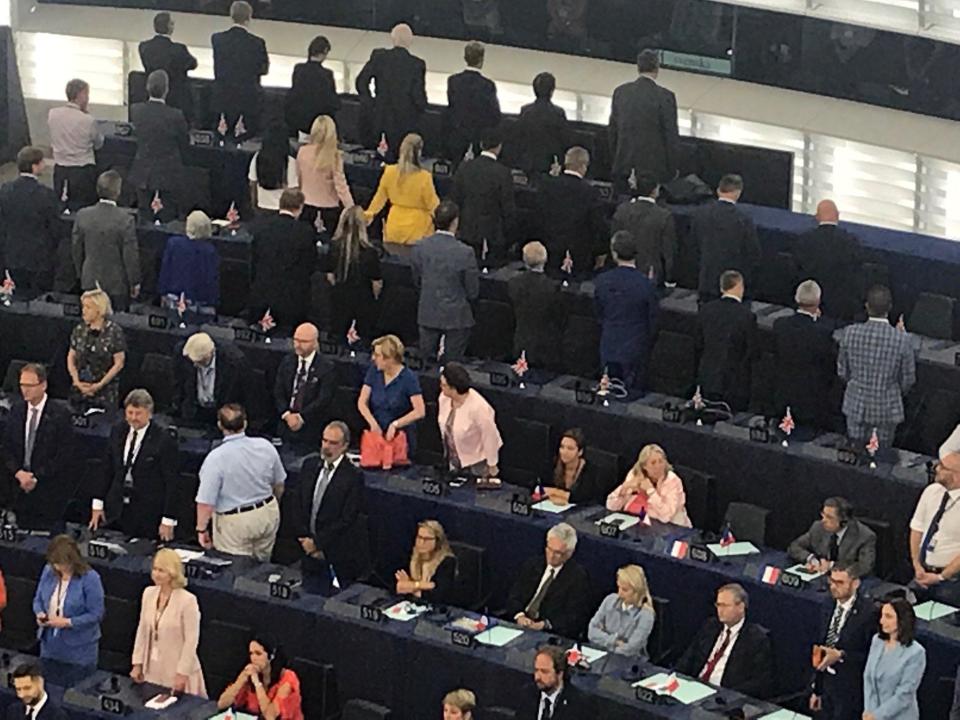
[919,490,952,568]
[24,407,38,471]
[310,463,334,536]
[828,533,839,562]
[525,568,555,619]
[825,603,845,647]
[700,628,732,682]
[125,429,139,470]
[540,697,552,720]
[291,359,308,411]
[444,405,461,470]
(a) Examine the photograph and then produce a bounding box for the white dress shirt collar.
[632,196,656,204]
[720,293,743,303]
[868,317,890,324]
[98,199,117,206]
[19,173,38,180]
[465,66,481,73]
[148,97,166,104]
[797,309,819,320]
[437,230,456,237]
[480,151,498,161]
[819,221,838,227]
[718,197,737,205]
[563,169,583,179]
[28,691,49,719]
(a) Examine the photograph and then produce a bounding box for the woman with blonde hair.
[326,206,383,338]
[606,444,692,527]
[588,564,656,656]
[67,288,126,410]
[365,133,440,244]
[295,114,354,231]
[131,548,207,696]
[442,688,476,720]
[395,520,457,604]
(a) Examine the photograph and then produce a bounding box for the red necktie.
[700,628,731,682]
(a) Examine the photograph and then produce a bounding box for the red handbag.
[360,429,410,469]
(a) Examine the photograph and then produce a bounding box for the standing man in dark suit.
[0,146,61,299]
[525,646,592,720]
[610,173,677,287]
[211,1,269,140]
[837,285,915,448]
[694,270,757,412]
[355,23,427,161]
[676,584,774,698]
[1,364,73,531]
[609,49,679,190]
[694,174,760,303]
[411,201,479,363]
[808,564,878,720]
[593,231,659,392]
[505,72,570,178]
[273,323,337,449]
[449,129,515,264]
[772,280,838,430]
[294,421,367,586]
[788,497,877,578]
[504,523,592,639]
[445,41,501,164]
[285,35,341,140]
[139,12,198,122]
[795,200,863,321]
[248,189,317,329]
[129,70,189,221]
[71,170,140,312]
[173,332,252,425]
[88,389,179,541]
[537,147,607,277]
[508,242,562,370]
[8,663,69,720]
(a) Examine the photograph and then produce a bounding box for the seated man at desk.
[787,496,876,578]
[173,332,252,426]
[504,523,592,638]
[8,663,68,720]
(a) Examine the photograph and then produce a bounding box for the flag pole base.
[562,280,569,288]
[63,209,70,215]
[602,398,610,408]
[781,440,789,448]
[869,461,877,469]
[696,419,703,427]
[264,337,271,344]
[178,322,186,329]
[349,350,356,358]
[482,267,489,274]
[518,381,525,389]
[154,219,161,226]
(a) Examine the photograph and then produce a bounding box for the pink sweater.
[606,470,692,527]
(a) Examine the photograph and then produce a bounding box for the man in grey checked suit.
[71,170,141,312]
[837,285,915,449]
[411,200,479,363]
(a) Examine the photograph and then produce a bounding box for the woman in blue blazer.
[31,535,105,687]
[862,597,926,720]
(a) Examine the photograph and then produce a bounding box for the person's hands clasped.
[515,613,545,631]
[284,412,304,432]
[385,421,398,442]
[298,537,323,559]
[914,568,942,587]
[816,646,843,671]
[45,615,71,629]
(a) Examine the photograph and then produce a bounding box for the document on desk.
[759,710,812,720]
[706,541,759,557]
[384,601,430,622]
[594,513,640,531]
[173,549,204,563]
[144,693,178,710]
[576,645,608,664]
[633,673,716,704]
[785,564,826,582]
[914,600,959,621]
[531,499,576,513]
[475,626,524,647]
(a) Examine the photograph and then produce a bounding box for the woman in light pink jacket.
[606,444,692,527]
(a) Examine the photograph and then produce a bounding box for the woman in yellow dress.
[365,133,440,244]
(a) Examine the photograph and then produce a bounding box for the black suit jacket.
[285,60,341,136]
[795,225,864,321]
[695,297,757,411]
[100,421,179,538]
[294,455,366,582]
[693,200,761,298]
[249,213,318,328]
[505,99,571,177]
[128,100,189,193]
[5,700,68,720]
[450,154,515,257]
[272,353,338,445]
[138,34,198,117]
[537,173,607,276]
[524,682,592,720]
[1,399,73,525]
[172,339,252,422]
[610,198,677,285]
[211,25,269,130]
[445,69,501,158]
[813,593,878,720]
[676,618,774,698]
[609,76,679,183]
[355,47,427,149]
[507,270,562,368]
[772,312,838,428]
[0,175,61,273]
[504,556,592,639]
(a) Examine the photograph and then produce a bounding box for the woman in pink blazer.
[437,363,503,479]
[606,444,692,527]
[131,549,207,696]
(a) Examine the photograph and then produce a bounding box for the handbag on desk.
[360,429,410,469]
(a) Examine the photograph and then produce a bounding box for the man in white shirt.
[9,662,68,720]
[910,452,960,604]
[47,78,103,212]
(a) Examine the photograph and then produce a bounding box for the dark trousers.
[420,326,471,364]
[302,204,342,235]
[6,268,53,300]
[605,358,648,394]
[108,292,130,313]
[53,164,98,213]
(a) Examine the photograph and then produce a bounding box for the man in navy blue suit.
[593,231,658,393]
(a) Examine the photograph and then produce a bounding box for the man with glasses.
[676,583,773,698]
[788,496,876,578]
[504,523,591,638]
[1,363,73,530]
[909,453,960,605]
[294,421,366,588]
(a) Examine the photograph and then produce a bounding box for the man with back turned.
[211,1,269,139]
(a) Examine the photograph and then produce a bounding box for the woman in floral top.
[67,288,126,409]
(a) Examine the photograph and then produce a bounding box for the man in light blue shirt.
[195,403,285,560]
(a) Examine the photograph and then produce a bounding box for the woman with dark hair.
[218,634,303,720]
[438,363,502,479]
[31,535,105,687]
[862,597,926,720]
[395,520,457,605]
[545,428,607,506]
[325,205,382,338]
[249,123,298,213]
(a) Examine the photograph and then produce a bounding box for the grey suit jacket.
[787,517,877,578]
[410,232,479,329]
[837,319,916,424]
[71,201,141,297]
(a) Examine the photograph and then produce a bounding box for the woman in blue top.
[587,564,656,657]
[32,534,105,687]
[157,210,220,314]
[863,597,926,720]
[358,334,426,456]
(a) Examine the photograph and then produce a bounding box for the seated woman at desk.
[395,520,457,605]
[442,688,476,720]
[131,549,206,696]
[438,363,503,479]
[67,288,126,410]
[218,634,303,720]
[605,444,691,527]
[863,597,926,720]
[587,565,656,657]
[544,428,608,506]
[157,210,219,314]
